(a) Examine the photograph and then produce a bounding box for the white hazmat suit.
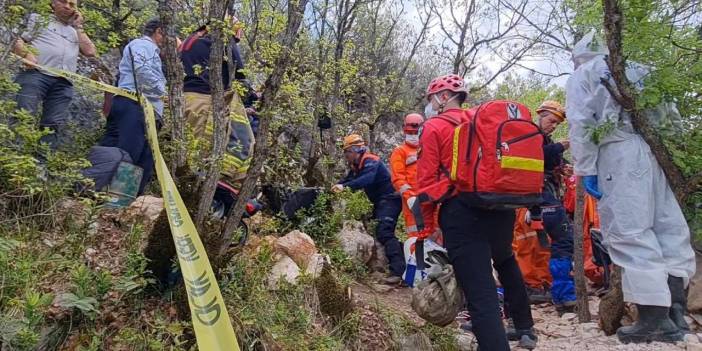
[565,31,695,307]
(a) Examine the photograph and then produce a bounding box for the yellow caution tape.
[12,55,240,351]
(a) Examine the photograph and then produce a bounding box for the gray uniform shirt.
[21,13,80,75]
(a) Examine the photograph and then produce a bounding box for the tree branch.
[602,0,690,204]
[221,0,311,255]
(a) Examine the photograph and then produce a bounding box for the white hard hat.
[572,30,609,68]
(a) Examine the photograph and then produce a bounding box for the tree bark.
[573,181,591,322]
[601,0,697,204]
[599,265,624,335]
[219,0,310,256]
[194,0,232,231]
[158,0,187,174]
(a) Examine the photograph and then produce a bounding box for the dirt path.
[352,281,700,350]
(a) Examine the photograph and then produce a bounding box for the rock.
[370,284,394,294]
[245,235,278,255]
[267,255,300,290]
[579,322,602,337]
[336,221,375,264]
[685,334,701,344]
[304,253,328,279]
[688,253,702,313]
[275,230,317,269]
[686,315,696,327]
[688,342,702,351]
[399,332,432,351]
[55,198,91,227]
[367,239,389,273]
[456,333,477,351]
[561,312,577,320]
[122,195,164,229]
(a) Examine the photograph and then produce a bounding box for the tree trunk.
[219,0,310,257]
[193,0,232,231]
[601,0,700,204]
[573,181,591,322]
[158,0,187,174]
[599,265,624,335]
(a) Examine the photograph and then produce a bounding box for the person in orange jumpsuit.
[390,113,424,237]
[512,208,552,304]
[563,174,605,286]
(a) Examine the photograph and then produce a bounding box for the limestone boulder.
[367,239,389,273]
[275,230,317,269]
[336,220,375,264]
[304,253,329,279]
[122,195,164,229]
[267,255,300,290]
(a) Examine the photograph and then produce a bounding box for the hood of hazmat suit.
[565,30,694,307]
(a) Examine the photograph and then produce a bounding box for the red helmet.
[403,113,424,133]
[426,74,469,100]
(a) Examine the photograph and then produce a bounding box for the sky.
[403,0,575,88]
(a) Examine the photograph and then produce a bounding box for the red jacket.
[416,108,471,233]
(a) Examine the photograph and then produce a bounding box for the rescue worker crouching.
[526,100,576,313]
[332,135,406,283]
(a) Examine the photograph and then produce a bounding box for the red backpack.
[437,100,544,209]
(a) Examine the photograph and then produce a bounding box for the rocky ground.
[48,196,702,350]
[352,279,702,350]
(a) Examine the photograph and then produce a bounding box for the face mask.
[405,134,419,145]
[424,103,437,118]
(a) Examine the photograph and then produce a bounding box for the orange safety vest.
[352,152,380,173]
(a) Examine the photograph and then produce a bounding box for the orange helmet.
[536,101,566,122]
[426,74,469,100]
[342,134,365,150]
[403,113,424,134]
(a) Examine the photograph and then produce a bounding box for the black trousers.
[100,96,154,195]
[373,193,405,276]
[440,194,534,350]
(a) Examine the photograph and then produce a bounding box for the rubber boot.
[668,275,690,333]
[616,305,683,344]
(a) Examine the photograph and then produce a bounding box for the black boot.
[668,275,690,333]
[616,305,683,344]
[506,326,537,350]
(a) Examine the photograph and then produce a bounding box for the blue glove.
[582,175,603,200]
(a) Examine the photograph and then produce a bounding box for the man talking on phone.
[12,0,97,152]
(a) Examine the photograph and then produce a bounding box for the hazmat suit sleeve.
[390,147,415,197]
[341,158,380,191]
[566,64,604,176]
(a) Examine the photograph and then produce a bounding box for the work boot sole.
[517,335,537,350]
[528,297,551,305]
[616,329,684,344]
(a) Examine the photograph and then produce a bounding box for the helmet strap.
[433,93,457,113]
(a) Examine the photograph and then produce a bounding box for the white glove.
[331,184,344,193]
[524,210,532,224]
[407,196,417,209]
